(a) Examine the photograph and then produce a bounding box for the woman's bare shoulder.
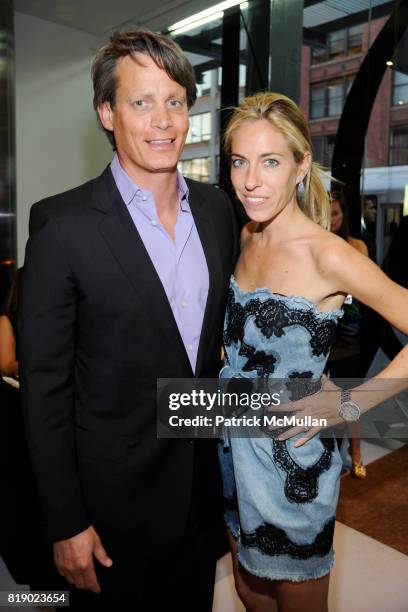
[309,229,352,272]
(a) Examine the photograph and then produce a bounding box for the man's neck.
[118,155,180,214]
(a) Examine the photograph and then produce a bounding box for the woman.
[330,195,368,256]
[0,268,22,378]
[328,195,368,478]
[219,92,408,612]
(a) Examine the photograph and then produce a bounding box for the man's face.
[98,53,190,183]
[364,199,377,224]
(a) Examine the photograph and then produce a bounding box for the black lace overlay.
[241,517,335,559]
[272,438,334,504]
[286,371,322,401]
[223,288,246,346]
[238,340,255,360]
[223,288,338,363]
[243,351,277,378]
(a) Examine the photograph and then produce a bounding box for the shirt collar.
[110,153,190,210]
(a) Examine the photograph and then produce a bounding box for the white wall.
[15,12,113,264]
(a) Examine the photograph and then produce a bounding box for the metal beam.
[219,5,241,194]
[269,0,303,103]
[242,0,270,95]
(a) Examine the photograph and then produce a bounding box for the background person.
[328,194,367,478]
[0,267,23,378]
[361,195,377,262]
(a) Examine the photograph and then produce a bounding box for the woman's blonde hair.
[224,92,330,229]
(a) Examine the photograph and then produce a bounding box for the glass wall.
[170,0,407,265]
[0,0,16,306]
[170,15,223,184]
[305,0,407,264]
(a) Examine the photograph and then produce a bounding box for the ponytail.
[300,162,331,230]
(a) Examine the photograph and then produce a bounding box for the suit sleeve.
[19,201,90,542]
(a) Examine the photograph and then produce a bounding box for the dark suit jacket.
[19,166,239,556]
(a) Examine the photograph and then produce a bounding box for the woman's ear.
[297,151,312,183]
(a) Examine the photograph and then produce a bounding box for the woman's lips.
[241,194,268,205]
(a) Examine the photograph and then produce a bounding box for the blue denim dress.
[218,276,344,582]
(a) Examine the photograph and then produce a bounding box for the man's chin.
[149,163,179,174]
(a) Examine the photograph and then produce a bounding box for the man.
[20,29,238,610]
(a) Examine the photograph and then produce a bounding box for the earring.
[297,180,305,196]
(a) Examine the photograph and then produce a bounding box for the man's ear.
[98,102,114,131]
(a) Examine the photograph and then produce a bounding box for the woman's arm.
[0,314,19,377]
[325,238,408,373]
[273,238,408,445]
[326,238,408,409]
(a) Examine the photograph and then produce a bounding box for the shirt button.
[187,344,193,350]
[151,219,157,226]
[142,196,147,202]
[181,301,188,308]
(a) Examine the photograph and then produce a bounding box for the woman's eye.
[264,158,278,168]
[232,159,245,168]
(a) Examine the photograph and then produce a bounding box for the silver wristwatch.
[339,389,361,422]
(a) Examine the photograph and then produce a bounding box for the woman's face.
[330,199,343,234]
[230,119,310,224]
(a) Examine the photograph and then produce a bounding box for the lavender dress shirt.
[110,154,209,372]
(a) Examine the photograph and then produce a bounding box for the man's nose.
[151,104,171,129]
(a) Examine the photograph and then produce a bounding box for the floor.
[213,439,408,612]
[213,521,408,612]
[1,441,407,612]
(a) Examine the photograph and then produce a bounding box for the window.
[328,30,344,61]
[327,78,342,116]
[196,70,212,97]
[390,127,408,165]
[311,135,336,168]
[310,76,354,119]
[312,25,363,65]
[347,25,363,56]
[310,84,325,119]
[178,157,211,182]
[185,113,212,143]
[392,70,408,106]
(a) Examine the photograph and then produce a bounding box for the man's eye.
[169,99,182,107]
[232,159,245,168]
[134,100,146,107]
[264,158,279,167]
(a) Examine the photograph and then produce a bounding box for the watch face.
[340,401,360,422]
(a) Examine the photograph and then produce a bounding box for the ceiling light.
[386,60,394,66]
[170,12,223,35]
[169,0,246,35]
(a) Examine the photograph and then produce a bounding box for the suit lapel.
[92,168,193,374]
[187,180,223,375]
